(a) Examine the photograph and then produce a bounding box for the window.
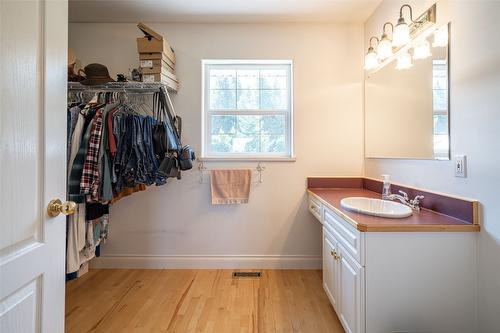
[432,59,449,159]
[202,60,293,159]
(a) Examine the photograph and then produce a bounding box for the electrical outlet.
[454,155,467,178]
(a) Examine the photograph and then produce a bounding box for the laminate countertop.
[308,188,480,232]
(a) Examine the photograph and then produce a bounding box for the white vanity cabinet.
[322,208,365,333]
[309,192,477,333]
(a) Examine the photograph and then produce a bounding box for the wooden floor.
[65,269,344,333]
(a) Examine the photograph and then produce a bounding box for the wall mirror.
[365,23,450,160]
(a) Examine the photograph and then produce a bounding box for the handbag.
[154,87,195,175]
[158,87,195,168]
[178,145,195,171]
[157,155,180,179]
[152,92,169,155]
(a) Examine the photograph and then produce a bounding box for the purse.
[155,87,195,173]
[178,145,195,171]
[157,155,179,179]
[152,92,169,155]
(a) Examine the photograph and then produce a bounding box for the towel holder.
[197,160,266,184]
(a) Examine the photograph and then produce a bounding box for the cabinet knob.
[331,250,341,261]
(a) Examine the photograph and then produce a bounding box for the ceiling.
[69,0,381,23]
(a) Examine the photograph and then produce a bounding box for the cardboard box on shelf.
[140,59,163,68]
[139,58,174,73]
[137,22,163,41]
[136,22,176,63]
[141,66,178,82]
[138,52,175,71]
[142,73,179,92]
[136,38,176,63]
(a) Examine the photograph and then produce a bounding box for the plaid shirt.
[80,109,103,200]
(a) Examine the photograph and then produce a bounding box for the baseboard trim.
[90,254,322,269]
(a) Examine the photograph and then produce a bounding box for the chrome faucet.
[385,190,425,211]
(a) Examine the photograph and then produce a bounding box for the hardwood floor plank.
[65,269,344,333]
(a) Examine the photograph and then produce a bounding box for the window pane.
[261,90,287,109]
[236,116,260,152]
[261,135,286,153]
[211,115,236,134]
[261,69,287,89]
[237,115,260,135]
[433,77,447,90]
[211,134,234,153]
[433,89,447,111]
[433,134,449,155]
[233,135,260,153]
[210,90,236,109]
[237,70,259,89]
[243,138,261,153]
[261,115,285,134]
[237,90,259,109]
[433,114,448,135]
[210,69,236,89]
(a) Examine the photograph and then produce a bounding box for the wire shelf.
[68,82,176,93]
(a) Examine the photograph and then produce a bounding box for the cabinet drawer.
[308,195,323,222]
[324,207,364,265]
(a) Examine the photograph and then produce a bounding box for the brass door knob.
[47,199,77,217]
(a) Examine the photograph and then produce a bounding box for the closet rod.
[68,82,176,93]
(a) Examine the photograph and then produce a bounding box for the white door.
[338,244,364,333]
[323,229,338,310]
[0,0,69,332]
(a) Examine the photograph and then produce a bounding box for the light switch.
[454,155,467,178]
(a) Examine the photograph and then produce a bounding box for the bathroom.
[0,0,499,332]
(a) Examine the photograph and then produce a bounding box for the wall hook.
[256,162,266,183]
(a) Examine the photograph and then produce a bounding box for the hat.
[80,63,114,85]
[68,48,76,65]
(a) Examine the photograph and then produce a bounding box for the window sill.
[198,156,296,163]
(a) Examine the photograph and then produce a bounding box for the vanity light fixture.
[393,4,417,47]
[413,39,432,59]
[395,50,413,70]
[433,24,448,47]
[363,4,437,71]
[377,22,394,60]
[364,36,380,70]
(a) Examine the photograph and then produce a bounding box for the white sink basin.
[340,197,413,219]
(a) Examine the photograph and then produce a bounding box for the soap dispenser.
[382,174,391,200]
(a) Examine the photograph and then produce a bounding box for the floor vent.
[232,271,262,278]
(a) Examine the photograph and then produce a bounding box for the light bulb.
[433,25,448,47]
[413,40,432,59]
[377,36,393,60]
[364,47,379,70]
[393,18,410,47]
[396,50,413,70]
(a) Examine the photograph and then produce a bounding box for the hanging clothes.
[65,87,193,279]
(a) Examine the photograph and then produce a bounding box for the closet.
[65,82,192,278]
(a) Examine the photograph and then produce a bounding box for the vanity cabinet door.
[323,228,339,310]
[338,244,365,333]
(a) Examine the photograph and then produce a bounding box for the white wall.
[364,1,500,331]
[69,22,365,268]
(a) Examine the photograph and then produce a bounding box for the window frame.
[201,59,294,161]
